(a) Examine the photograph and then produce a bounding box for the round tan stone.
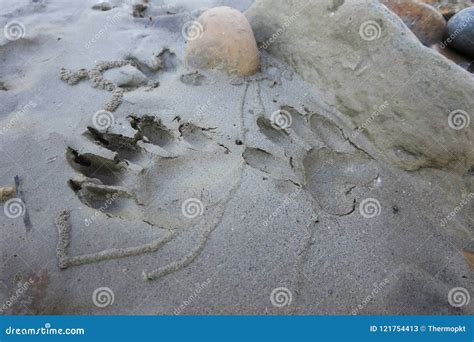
[184,6,260,76]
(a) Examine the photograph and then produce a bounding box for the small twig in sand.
[14,175,31,231]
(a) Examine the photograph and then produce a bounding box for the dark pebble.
[446,7,474,58]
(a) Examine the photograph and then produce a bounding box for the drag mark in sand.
[143,167,245,280]
[55,209,177,270]
[60,60,143,112]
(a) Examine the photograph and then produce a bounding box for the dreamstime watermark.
[3,198,26,219]
[448,287,470,308]
[448,110,470,130]
[263,188,302,227]
[0,278,34,314]
[359,198,381,218]
[352,101,389,138]
[440,193,473,227]
[92,287,114,308]
[270,109,292,130]
[4,21,26,40]
[0,101,37,135]
[181,20,203,41]
[351,273,397,315]
[259,12,301,50]
[181,198,204,219]
[84,12,124,49]
[153,3,177,13]
[5,323,85,336]
[174,278,211,315]
[191,98,212,123]
[440,14,474,49]
[84,192,120,226]
[270,287,292,308]
[92,110,115,132]
[359,20,382,41]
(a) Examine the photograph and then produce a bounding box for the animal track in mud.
[61,114,243,280]
[243,105,379,216]
[125,48,178,77]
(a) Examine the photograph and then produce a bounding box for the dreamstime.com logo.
[448,110,470,130]
[3,198,26,219]
[448,287,470,308]
[440,14,474,49]
[259,12,301,50]
[270,109,292,130]
[92,287,115,308]
[84,12,124,49]
[440,193,473,227]
[181,198,204,219]
[270,287,292,308]
[352,273,398,315]
[92,110,115,132]
[174,278,211,315]
[0,278,34,314]
[85,192,119,226]
[0,100,38,135]
[352,101,389,138]
[4,21,26,40]
[359,197,381,218]
[191,98,212,122]
[181,20,204,41]
[263,188,302,227]
[4,323,85,336]
[359,20,382,41]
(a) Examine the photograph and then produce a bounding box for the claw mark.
[143,84,249,280]
[240,82,250,142]
[66,147,125,186]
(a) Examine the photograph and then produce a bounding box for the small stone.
[446,7,474,58]
[0,187,15,202]
[132,3,148,18]
[185,6,260,76]
[381,0,447,46]
[180,71,206,86]
[91,2,111,11]
[103,65,147,88]
[265,66,281,79]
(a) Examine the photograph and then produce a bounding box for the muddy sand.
[0,0,473,315]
